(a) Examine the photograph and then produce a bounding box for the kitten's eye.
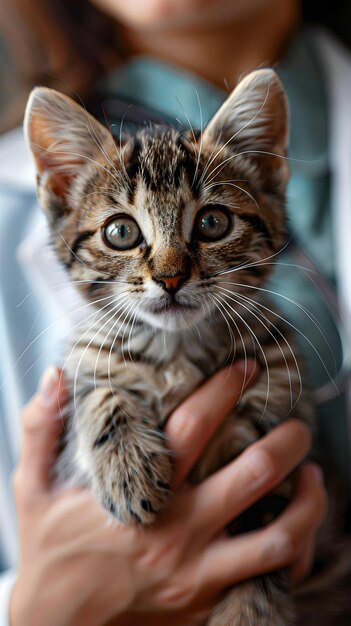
[103,215,142,250]
[194,206,231,242]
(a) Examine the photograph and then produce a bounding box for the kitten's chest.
[156,354,204,421]
[135,326,233,422]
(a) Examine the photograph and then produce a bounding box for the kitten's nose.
[154,273,186,294]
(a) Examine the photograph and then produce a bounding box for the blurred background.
[0,0,351,134]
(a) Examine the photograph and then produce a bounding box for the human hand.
[10,363,326,626]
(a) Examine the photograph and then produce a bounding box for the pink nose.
[156,274,185,293]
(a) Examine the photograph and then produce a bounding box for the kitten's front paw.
[92,417,173,524]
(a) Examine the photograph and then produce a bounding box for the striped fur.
[25,70,345,625]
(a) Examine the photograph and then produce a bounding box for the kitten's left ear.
[203,69,289,184]
[24,87,116,203]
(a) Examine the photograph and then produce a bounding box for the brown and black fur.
[25,69,350,625]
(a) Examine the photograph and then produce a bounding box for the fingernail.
[39,366,59,406]
[236,358,256,378]
[309,463,323,484]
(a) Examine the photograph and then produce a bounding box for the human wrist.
[9,576,63,626]
[9,579,27,626]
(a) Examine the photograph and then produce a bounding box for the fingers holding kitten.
[15,366,67,500]
[167,359,257,489]
[197,462,326,591]
[188,419,311,536]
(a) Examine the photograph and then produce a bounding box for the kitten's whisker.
[192,88,204,188]
[1,291,121,394]
[58,231,113,278]
[99,105,131,190]
[56,293,128,422]
[218,280,338,393]
[205,180,262,217]
[46,86,125,184]
[33,141,114,178]
[202,178,249,190]
[92,297,135,394]
[197,127,224,191]
[210,294,250,404]
[127,301,143,363]
[210,236,294,278]
[174,96,198,154]
[201,152,246,186]
[193,315,203,346]
[107,299,138,402]
[17,301,118,404]
[216,287,300,411]
[118,106,134,190]
[57,293,127,379]
[211,295,239,372]
[17,280,128,307]
[121,300,140,368]
[242,285,337,384]
[213,292,271,420]
[93,299,137,402]
[228,288,303,412]
[208,295,236,366]
[82,113,123,184]
[72,296,130,418]
[218,278,338,376]
[162,324,167,359]
[201,145,314,190]
[82,103,128,188]
[80,189,120,202]
[245,261,315,274]
[221,147,315,165]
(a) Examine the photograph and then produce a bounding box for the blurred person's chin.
[90,0,273,30]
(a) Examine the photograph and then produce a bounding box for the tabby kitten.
[25,69,313,625]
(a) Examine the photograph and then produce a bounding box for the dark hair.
[302,0,351,48]
[0,0,126,130]
[0,1,123,91]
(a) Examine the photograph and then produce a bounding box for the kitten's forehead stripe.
[124,128,199,196]
[125,137,142,205]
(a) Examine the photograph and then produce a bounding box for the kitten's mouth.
[139,297,204,330]
[149,300,198,315]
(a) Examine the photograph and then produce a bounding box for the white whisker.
[209,293,251,404]
[213,292,271,419]
[72,296,131,418]
[216,286,301,411]
[218,280,338,394]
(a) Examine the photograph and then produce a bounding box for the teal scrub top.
[99,28,348,486]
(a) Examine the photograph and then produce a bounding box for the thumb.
[19,366,67,495]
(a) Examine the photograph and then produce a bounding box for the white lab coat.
[0,26,350,625]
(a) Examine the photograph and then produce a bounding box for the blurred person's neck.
[121,0,300,89]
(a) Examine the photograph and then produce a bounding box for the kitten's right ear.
[202,69,290,187]
[24,87,116,206]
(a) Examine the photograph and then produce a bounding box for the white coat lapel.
[312,28,351,330]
